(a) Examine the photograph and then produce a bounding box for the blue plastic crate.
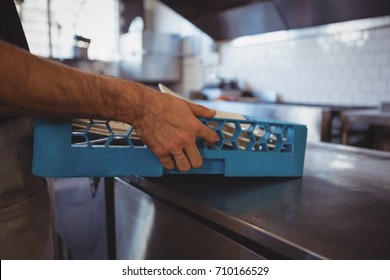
[32,116,307,177]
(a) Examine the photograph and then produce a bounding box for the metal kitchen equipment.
[119,30,181,83]
[32,115,307,177]
[159,0,390,41]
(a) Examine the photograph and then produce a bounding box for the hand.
[131,91,218,172]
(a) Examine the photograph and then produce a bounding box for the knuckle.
[193,121,204,133]
[182,137,194,148]
[170,146,183,156]
[176,134,194,149]
[152,146,167,157]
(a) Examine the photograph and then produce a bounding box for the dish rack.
[32,116,307,177]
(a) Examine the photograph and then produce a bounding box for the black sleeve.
[0,0,29,51]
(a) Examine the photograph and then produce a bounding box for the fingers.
[184,146,203,169]
[140,97,218,172]
[168,144,203,172]
[197,124,219,144]
[187,102,216,118]
[159,154,192,172]
[159,154,175,170]
[186,102,219,143]
[157,143,203,172]
[166,122,216,171]
[171,150,191,172]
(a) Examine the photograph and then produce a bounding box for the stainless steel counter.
[118,142,390,259]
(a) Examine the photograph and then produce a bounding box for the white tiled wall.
[218,20,390,106]
[152,1,390,106]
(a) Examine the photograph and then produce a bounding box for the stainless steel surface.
[119,54,180,83]
[160,0,286,41]
[54,178,108,259]
[160,0,390,41]
[114,179,263,260]
[122,142,390,259]
[196,1,284,40]
[274,0,390,29]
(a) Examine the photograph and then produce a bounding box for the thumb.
[187,102,216,118]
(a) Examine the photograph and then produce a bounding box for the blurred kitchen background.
[15,0,390,150]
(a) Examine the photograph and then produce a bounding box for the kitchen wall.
[218,18,390,107]
[152,1,390,106]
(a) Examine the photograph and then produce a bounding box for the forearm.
[0,39,146,123]
[0,39,219,171]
